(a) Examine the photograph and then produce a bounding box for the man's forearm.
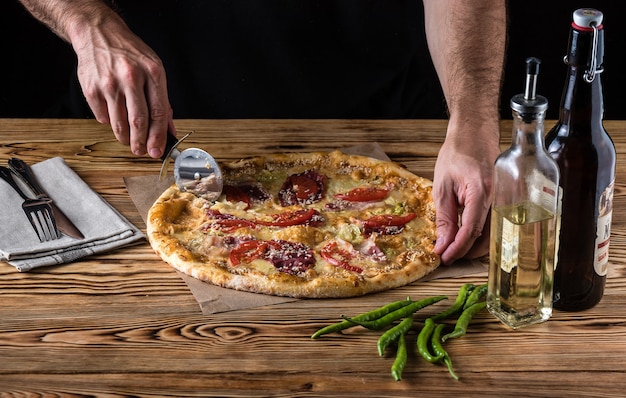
[18,0,123,44]
[423,0,507,128]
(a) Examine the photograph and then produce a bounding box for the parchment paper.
[124,143,487,314]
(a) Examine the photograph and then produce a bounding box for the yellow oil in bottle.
[488,201,556,329]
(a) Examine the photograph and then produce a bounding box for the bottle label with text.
[594,180,614,276]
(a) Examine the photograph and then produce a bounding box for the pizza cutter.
[159,130,223,202]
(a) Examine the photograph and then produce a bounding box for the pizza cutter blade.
[159,130,223,202]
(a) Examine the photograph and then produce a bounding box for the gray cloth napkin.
[0,157,145,272]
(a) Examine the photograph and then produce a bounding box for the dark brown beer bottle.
[546,9,616,311]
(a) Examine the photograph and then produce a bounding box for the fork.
[0,166,60,242]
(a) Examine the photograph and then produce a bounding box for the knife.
[8,158,85,240]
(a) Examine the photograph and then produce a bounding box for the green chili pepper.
[391,333,408,381]
[443,355,459,381]
[311,297,412,339]
[417,318,444,363]
[430,323,447,358]
[442,301,487,342]
[462,283,487,311]
[431,323,459,380]
[343,295,447,330]
[377,315,414,356]
[432,283,475,321]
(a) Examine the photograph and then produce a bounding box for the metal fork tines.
[0,166,60,242]
[21,198,61,242]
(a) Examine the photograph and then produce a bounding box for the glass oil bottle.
[487,58,560,329]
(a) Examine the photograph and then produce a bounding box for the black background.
[1,1,623,120]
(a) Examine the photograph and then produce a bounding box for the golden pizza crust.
[147,150,440,298]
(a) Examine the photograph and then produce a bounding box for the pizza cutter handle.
[159,130,192,181]
[161,130,180,162]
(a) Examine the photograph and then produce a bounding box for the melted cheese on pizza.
[147,150,439,298]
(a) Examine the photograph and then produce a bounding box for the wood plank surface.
[1,118,626,397]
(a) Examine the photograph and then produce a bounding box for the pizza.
[147,150,440,298]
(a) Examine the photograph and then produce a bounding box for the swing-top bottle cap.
[511,57,548,114]
[573,8,603,29]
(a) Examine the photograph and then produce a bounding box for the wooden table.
[1,118,625,397]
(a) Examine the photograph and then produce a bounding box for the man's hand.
[432,125,500,264]
[423,0,506,264]
[73,22,172,158]
[18,0,172,158]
